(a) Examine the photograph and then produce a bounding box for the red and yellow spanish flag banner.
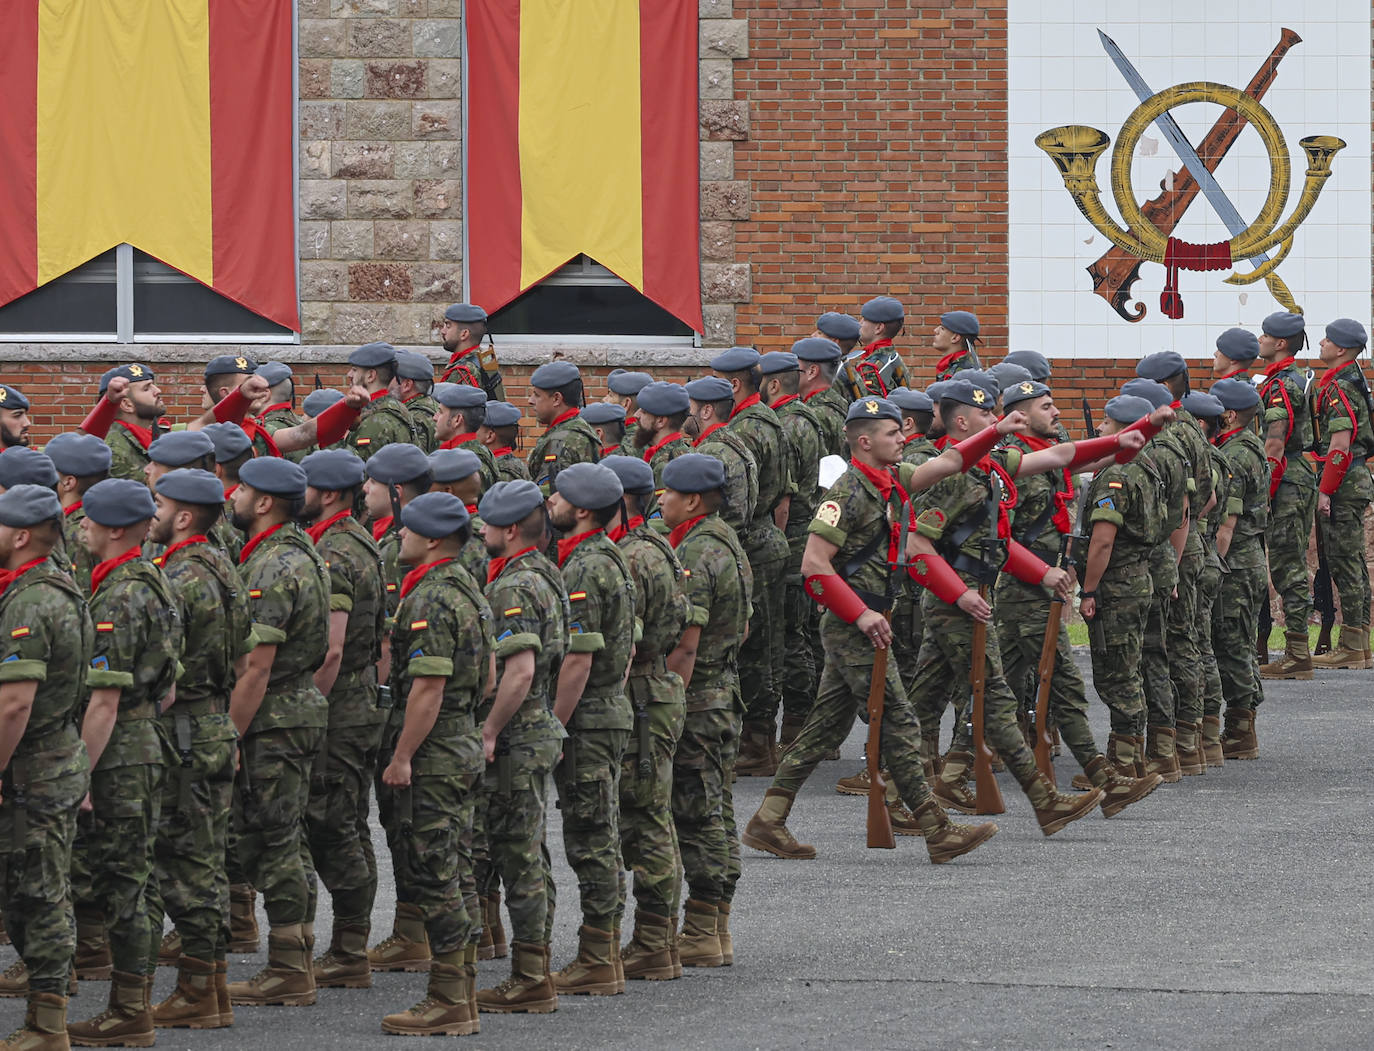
[0,0,298,331]
[467,0,702,333]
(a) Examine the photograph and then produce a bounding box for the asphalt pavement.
[4,655,1371,1050]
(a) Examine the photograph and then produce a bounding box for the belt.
[10,721,77,760]
[162,696,227,718]
[630,655,668,676]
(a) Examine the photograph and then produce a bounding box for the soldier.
[472,481,565,1015]
[986,362,1034,395]
[1208,379,1270,757]
[840,297,910,398]
[79,365,165,481]
[44,433,110,593]
[225,458,331,1007]
[476,402,530,484]
[794,338,847,459]
[362,443,433,630]
[377,493,492,1036]
[200,424,255,561]
[0,485,94,1046]
[1003,350,1052,381]
[429,449,490,587]
[297,450,387,991]
[683,377,756,538]
[256,361,304,460]
[67,480,181,1047]
[932,310,982,382]
[526,362,600,495]
[600,457,690,980]
[394,352,440,453]
[0,385,32,448]
[604,371,653,454]
[190,371,365,462]
[201,355,285,460]
[545,463,636,996]
[811,312,860,355]
[1212,327,1259,381]
[345,343,420,459]
[632,382,691,482]
[583,404,628,460]
[439,302,504,400]
[433,384,499,489]
[1254,312,1317,679]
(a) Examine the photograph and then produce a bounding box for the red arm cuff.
[212,386,252,425]
[1068,434,1124,469]
[79,395,118,438]
[1320,448,1351,496]
[1267,456,1286,499]
[1116,415,1161,462]
[1004,540,1052,586]
[909,552,970,605]
[803,573,869,623]
[315,400,361,448]
[952,424,1000,471]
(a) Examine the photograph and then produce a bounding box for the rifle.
[972,475,1006,815]
[865,493,913,849]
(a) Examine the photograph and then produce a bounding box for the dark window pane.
[133,251,293,337]
[0,250,117,335]
[490,279,693,337]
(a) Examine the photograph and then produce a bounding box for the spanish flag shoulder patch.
[1107,481,1124,490]
[386,583,398,593]
[95,622,114,632]
[249,589,262,598]
[568,591,587,601]
[10,626,30,639]
[356,438,371,446]
[544,454,557,462]
[410,619,429,631]
[503,606,522,617]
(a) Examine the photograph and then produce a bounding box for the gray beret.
[710,347,761,373]
[1216,327,1260,362]
[887,387,934,413]
[635,382,689,416]
[257,360,293,387]
[1105,394,1154,424]
[961,370,1001,398]
[204,354,257,380]
[662,453,726,494]
[148,430,215,467]
[301,448,366,491]
[926,380,954,402]
[1210,378,1261,411]
[1002,350,1051,380]
[478,480,545,526]
[0,449,58,490]
[938,379,995,410]
[1262,312,1305,340]
[1325,318,1367,349]
[600,455,655,496]
[1119,377,1172,410]
[394,351,435,381]
[1136,351,1188,381]
[364,443,431,485]
[435,383,488,410]
[940,310,980,338]
[444,303,488,324]
[530,360,581,389]
[793,337,842,363]
[607,370,653,396]
[684,376,733,403]
[1001,379,1052,408]
[554,462,623,510]
[302,389,344,417]
[987,362,1033,390]
[845,396,902,422]
[1181,391,1224,419]
[815,312,860,341]
[44,433,111,477]
[861,297,904,323]
[83,478,157,527]
[429,448,481,484]
[155,468,226,506]
[0,484,61,527]
[202,423,252,464]
[239,457,308,499]
[0,385,30,411]
[758,352,799,375]
[349,342,398,369]
[581,403,627,426]
[98,363,155,394]
[400,491,469,540]
[483,401,522,427]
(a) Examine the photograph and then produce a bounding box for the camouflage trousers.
[891,585,925,699]
[305,715,382,925]
[739,525,788,731]
[778,572,819,719]
[1267,480,1317,634]
[1142,578,1174,732]
[552,727,629,934]
[619,671,686,919]
[229,724,325,928]
[1215,549,1267,712]
[671,693,739,903]
[149,707,236,963]
[1085,565,1151,735]
[1167,537,1205,726]
[1197,553,1225,718]
[475,736,560,945]
[0,741,87,994]
[1318,489,1373,628]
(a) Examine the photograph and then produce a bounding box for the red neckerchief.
[1017,433,1074,534]
[263,402,292,414]
[851,459,912,563]
[0,557,48,598]
[903,431,926,445]
[600,443,620,458]
[1170,399,1182,410]
[934,434,951,449]
[692,422,727,447]
[400,557,452,599]
[801,389,824,402]
[369,388,390,404]
[491,446,514,458]
[668,514,707,549]
[1261,356,1296,380]
[982,455,1018,538]
[465,503,479,515]
[306,509,351,545]
[90,545,142,595]
[224,484,239,500]
[153,534,208,568]
[114,419,153,449]
[556,527,603,567]
[441,432,477,450]
[608,515,645,544]
[486,545,536,585]
[63,500,82,517]
[934,346,969,375]
[859,337,893,360]
[1317,361,1365,453]
[239,521,287,565]
[241,416,282,458]
[1216,366,1249,381]
[546,407,580,433]
[371,516,393,541]
[1213,426,1244,448]
[770,394,799,411]
[729,392,762,420]
[401,392,422,405]
[643,431,683,462]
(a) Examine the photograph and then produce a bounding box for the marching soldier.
[842,297,910,397]
[394,352,440,453]
[44,433,110,593]
[1212,327,1260,381]
[362,444,434,635]
[931,310,982,382]
[794,338,847,458]
[256,361,304,462]
[604,371,653,453]
[202,424,255,562]
[345,343,420,459]
[582,404,628,460]
[476,402,530,484]
[0,385,31,449]
[683,378,756,541]
[80,366,164,481]
[439,303,504,400]
[526,362,600,495]
[434,384,499,489]
[201,355,285,460]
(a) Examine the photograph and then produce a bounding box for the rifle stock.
[865,618,896,849]
[971,584,1005,815]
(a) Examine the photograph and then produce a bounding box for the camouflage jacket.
[105,422,152,481]
[377,527,402,622]
[261,404,306,462]
[351,391,419,460]
[403,394,439,453]
[527,411,600,495]
[212,489,244,563]
[1085,459,1160,573]
[492,448,531,484]
[440,346,505,402]
[614,520,690,667]
[726,396,793,525]
[913,447,1024,582]
[313,514,385,724]
[1214,427,1269,567]
[458,506,489,585]
[1315,361,1374,499]
[156,536,253,713]
[1000,435,1073,566]
[773,396,823,555]
[670,513,751,706]
[692,423,757,534]
[1171,411,1218,522]
[558,530,635,731]
[1256,360,1315,465]
[804,385,849,459]
[483,547,568,745]
[60,503,95,593]
[1140,429,1192,591]
[902,434,939,467]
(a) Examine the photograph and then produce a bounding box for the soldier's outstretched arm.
[188,375,270,432]
[905,410,1031,493]
[274,386,369,453]
[1017,428,1146,478]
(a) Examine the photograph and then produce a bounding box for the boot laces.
[2,961,24,981]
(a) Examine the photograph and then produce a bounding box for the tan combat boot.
[0,914,7,947]
[1310,625,1372,669]
[551,925,619,995]
[741,788,816,859]
[610,922,625,994]
[1143,725,1182,784]
[1175,722,1205,776]
[735,721,778,777]
[834,767,871,796]
[1021,771,1103,837]
[476,942,557,1013]
[932,751,977,814]
[1084,755,1163,818]
[912,798,998,863]
[1075,732,1130,789]
[620,911,675,981]
[72,909,111,983]
[367,902,431,972]
[67,969,153,1047]
[312,922,372,989]
[717,901,734,966]
[226,885,259,954]
[676,901,723,969]
[213,961,231,1028]
[1200,715,1225,767]
[152,956,222,1029]
[3,991,69,1051]
[0,960,28,999]
[477,893,507,962]
[1260,631,1314,680]
[381,950,477,1036]
[227,923,316,1007]
[155,930,180,968]
[1221,708,1259,760]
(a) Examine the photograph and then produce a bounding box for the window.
[0,244,296,343]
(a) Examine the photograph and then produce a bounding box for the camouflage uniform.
[551,531,636,935]
[403,394,440,453]
[350,392,418,461]
[1168,411,1216,732]
[0,560,93,993]
[891,435,941,697]
[212,490,244,563]
[440,347,505,402]
[442,436,499,492]
[1314,363,1374,629]
[773,395,823,724]
[379,559,491,954]
[691,425,757,547]
[1213,427,1269,710]
[62,503,95,593]
[1257,361,1317,636]
[261,404,305,462]
[105,422,153,482]
[643,433,690,523]
[492,447,531,484]
[1138,430,1191,736]
[803,386,848,459]
[526,411,600,496]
